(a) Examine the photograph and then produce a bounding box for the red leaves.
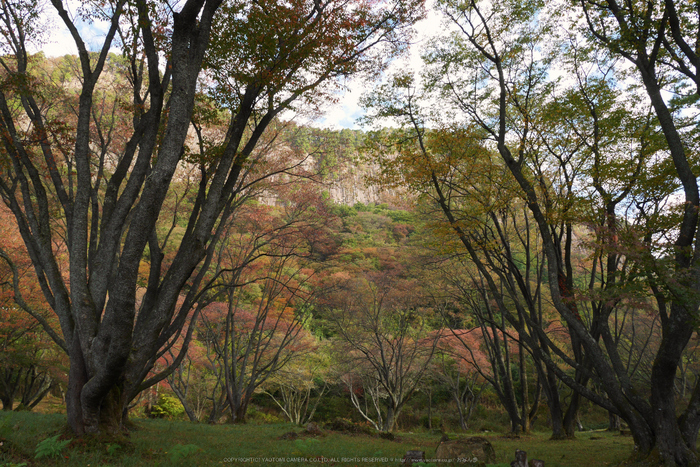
[436,328,493,377]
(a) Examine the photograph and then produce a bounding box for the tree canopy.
[0,0,423,435]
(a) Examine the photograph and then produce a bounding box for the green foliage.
[247,406,285,424]
[313,394,355,421]
[0,415,11,439]
[34,434,71,460]
[385,209,414,224]
[353,202,370,212]
[106,443,122,456]
[292,438,320,455]
[285,126,366,178]
[334,203,419,249]
[330,204,357,218]
[168,444,200,463]
[149,395,185,419]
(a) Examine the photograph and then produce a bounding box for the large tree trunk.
[383,406,397,433]
[233,402,249,424]
[634,51,700,466]
[648,309,697,465]
[66,337,88,435]
[0,368,19,411]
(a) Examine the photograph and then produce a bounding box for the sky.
[311,7,444,130]
[36,1,444,130]
[37,1,108,57]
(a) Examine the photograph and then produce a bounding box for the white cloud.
[30,1,116,57]
[311,79,367,130]
[41,28,78,57]
[309,4,445,130]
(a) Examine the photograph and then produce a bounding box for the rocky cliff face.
[323,160,382,205]
[316,154,410,207]
[256,126,411,208]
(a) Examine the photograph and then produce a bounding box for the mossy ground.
[0,411,635,466]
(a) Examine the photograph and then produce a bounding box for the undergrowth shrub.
[35,434,71,460]
[247,406,284,424]
[169,443,200,463]
[148,395,185,419]
[324,417,373,435]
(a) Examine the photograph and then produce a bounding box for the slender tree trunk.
[456,401,468,431]
[207,394,227,424]
[608,412,621,431]
[171,385,199,422]
[519,342,529,434]
[563,391,582,438]
[538,364,566,439]
[427,388,432,430]
[464,384,483,429]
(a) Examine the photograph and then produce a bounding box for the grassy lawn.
[0,411,634,466]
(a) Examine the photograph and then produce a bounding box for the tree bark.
[383,406,397,432]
